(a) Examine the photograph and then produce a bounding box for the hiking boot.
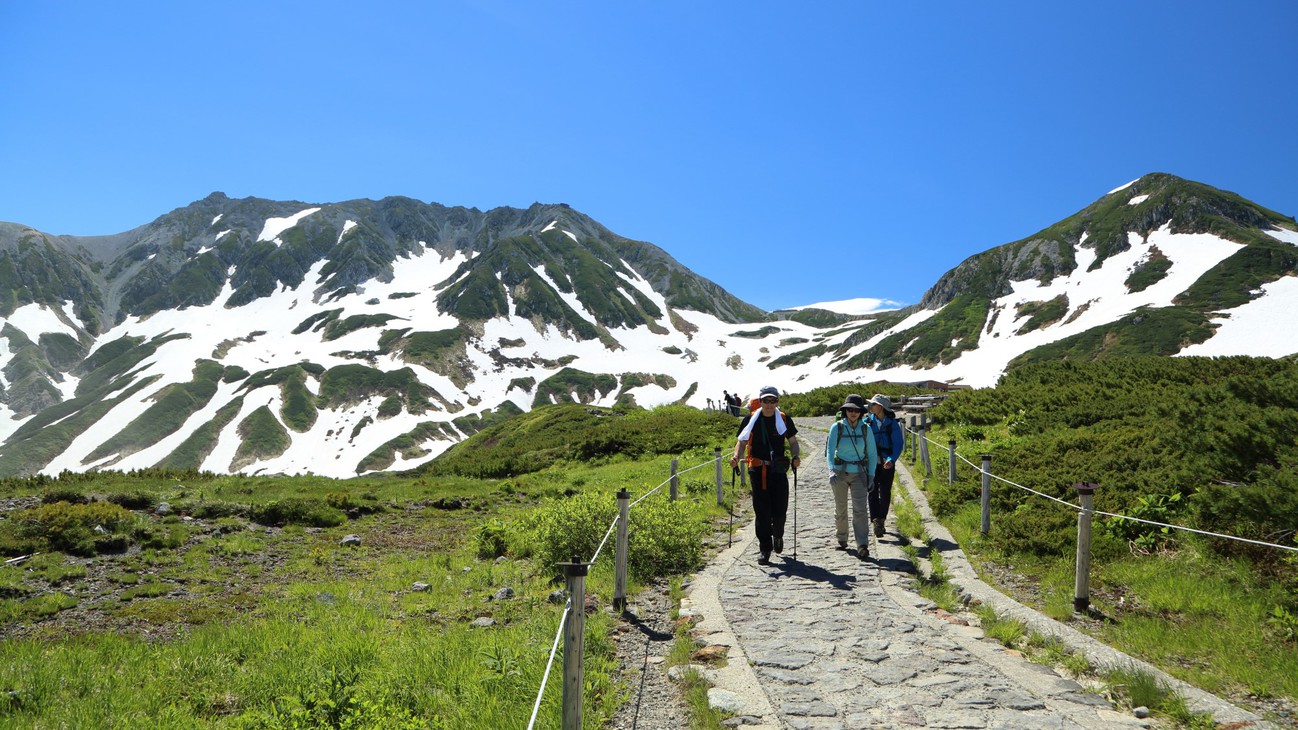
[873,519,885,537]
[758,553,771,566]
[858,546,870,560]
[837,540,847,550]
[773,536,784,553]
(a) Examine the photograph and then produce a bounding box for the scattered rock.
[339,534,362,547]
[547,589,566,604]
[412,582,430,592]
[471,617,495,628]
[690,644,729,663]
[155,502,172,515]
[708,688,748,714]
[1133,706,1150,718]
[492,587,515,601]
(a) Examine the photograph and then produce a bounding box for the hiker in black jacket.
[730,386,801,565]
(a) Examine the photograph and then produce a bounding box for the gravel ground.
[606,577,690,730]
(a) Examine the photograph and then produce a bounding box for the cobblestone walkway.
[684,418,1156,730]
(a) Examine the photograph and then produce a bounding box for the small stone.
[155,502,172,515]
[411,582,430,592]
[492,586,515,601]
[339,534,361,547]
[547,589,566,604]
[471,617,495,628]
[1133,706,1150,718]
[691,644,728,663]
[708,688,747,714]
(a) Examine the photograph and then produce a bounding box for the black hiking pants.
[749,467,789,554]
[871,463,896,521]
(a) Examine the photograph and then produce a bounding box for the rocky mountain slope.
[0,174,1294,477]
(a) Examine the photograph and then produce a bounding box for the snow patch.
[1264,227,1298,246]
[1128,194,1150,206]
[258,208,321,245]
[339,220,358,244]
[1178,276,1298,358]
[1108,179,1138,195]
[211,214,223,226]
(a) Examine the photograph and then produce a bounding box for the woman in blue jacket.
[825,394,877,558]
[866,394,905,538]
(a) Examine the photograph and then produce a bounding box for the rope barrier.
[629,455,721,509]
[525,600,572,730]
[526,451,726,725]
[904,426,1298,553]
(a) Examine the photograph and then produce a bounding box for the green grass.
[0,410,733,728]
[930,460,1298,715]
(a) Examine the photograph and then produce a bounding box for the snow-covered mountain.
[1,173,1294,478]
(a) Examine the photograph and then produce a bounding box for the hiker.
[866,394,906,538]
[730,386,801,565]
[826,394,878,558]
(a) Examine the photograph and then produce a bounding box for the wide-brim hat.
[839,394,866,413]
[868,393,894,414]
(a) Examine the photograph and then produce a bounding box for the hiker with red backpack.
[866,394,906,538]
[730,386,801,565]
[826,394,878,559]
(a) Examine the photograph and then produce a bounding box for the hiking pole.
[728,466,737,548]
[792,465,798,560]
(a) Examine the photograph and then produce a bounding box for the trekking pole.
[728,466,737,548]
[792,465,798,560]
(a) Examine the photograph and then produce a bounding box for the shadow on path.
[622,611,674,642]
[766,557,857,590]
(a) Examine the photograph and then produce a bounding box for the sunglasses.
[761,397,779,404]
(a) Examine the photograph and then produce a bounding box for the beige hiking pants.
[831,469,871,549]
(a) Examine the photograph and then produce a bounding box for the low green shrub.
[40,489,89,505]
[474,519,509,560]
[250,498,347,527]
[106,491,157,510]
[3,501,136,556]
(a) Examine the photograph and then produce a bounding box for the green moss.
[1016,295,1069,334]
[152,397,245,470]
[230,406,291,470]
[84,361,225,463]
[531,368,618,408]
[1010,307,1216,368]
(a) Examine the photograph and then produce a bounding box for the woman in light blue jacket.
[826,394,878,558]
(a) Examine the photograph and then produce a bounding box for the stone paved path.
[681,417,1175,730]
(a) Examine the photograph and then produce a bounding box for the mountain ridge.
[0,173,1294,478]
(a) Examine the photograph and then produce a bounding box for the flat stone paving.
[695,417,1152,729]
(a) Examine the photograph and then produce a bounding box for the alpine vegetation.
[0,173,1295,477]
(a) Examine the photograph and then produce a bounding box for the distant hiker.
[731,386,801,565]
[866,394,906,538]
[826,394,878,558]
[722,390,734,416]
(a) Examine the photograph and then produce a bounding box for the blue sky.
[1,1,1294,312]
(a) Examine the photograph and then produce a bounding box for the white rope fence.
[527,451,726,727]
[906,425,1298,554]
[525,600,572,730]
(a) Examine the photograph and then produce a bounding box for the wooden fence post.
[714,447,724,506]
[559,555,589,730]
[613,490,629,613]
[1073,482,1099,614]
[980,454,992,535]
[908,416,917,461]
[670,459,679,501]
[919,414,931,476]
[948,439,957,484]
